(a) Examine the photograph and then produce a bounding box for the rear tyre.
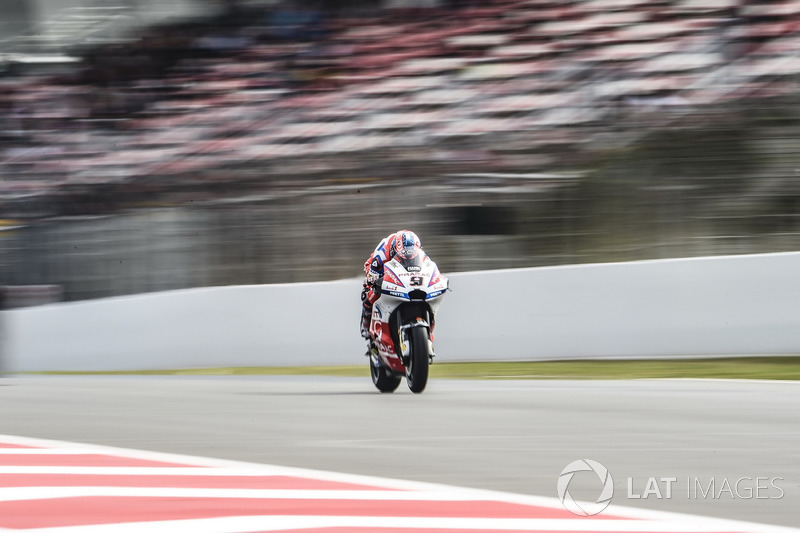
[370,354,401,393]
[406,327,430,393]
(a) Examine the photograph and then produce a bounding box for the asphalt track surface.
[0,375,797,528]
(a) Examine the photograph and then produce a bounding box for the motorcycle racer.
[360,230,426,339]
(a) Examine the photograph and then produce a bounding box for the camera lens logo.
[557,459,614,516]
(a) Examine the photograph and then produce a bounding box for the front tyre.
[405,327,431,393]
[370,354,401,393]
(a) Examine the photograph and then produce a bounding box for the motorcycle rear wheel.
[370,354,401,393]
[405,327,430,393]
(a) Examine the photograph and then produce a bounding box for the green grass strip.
[26,356,800,380]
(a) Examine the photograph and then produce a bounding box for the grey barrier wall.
[3,252,800,372]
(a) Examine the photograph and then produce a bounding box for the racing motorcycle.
[366,253,448,394]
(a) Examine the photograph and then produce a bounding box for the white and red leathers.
[360,230,425,338]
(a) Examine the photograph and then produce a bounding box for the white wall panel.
[3,253,800,372]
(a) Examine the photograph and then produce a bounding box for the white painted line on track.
[15,515,793,533]
[648,378,800,384]
[0,467,293,476]
[0,487,503,503]
[1,434,798,533]
[0,449,132,455]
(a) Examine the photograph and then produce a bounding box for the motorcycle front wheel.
[405,327,430,393]
[370,354,401,393]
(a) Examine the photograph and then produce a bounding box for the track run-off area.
[0,376,797,532]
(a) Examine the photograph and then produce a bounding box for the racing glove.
[365,256,383,285]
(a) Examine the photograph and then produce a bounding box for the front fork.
[398,318,435,366]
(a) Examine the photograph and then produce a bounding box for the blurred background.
[0,0,798,306]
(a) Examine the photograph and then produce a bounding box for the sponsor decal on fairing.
[428,266,442,287]
[383,267,404,288]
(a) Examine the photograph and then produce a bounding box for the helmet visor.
[397,246,419,259]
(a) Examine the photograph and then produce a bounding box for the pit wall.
[3,252,799,372]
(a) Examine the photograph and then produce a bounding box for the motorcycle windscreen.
[395,254,424,270]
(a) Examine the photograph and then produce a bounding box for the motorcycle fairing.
[383,266,404,288]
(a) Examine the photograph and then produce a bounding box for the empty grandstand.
[1,0,799,301]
